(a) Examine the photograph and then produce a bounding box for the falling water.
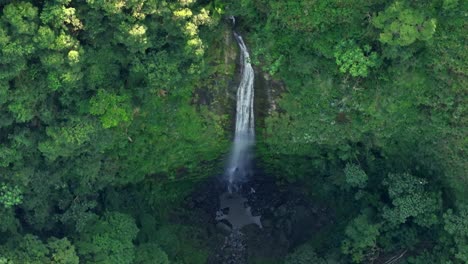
[225,31,255,193]
[214,20,261,263]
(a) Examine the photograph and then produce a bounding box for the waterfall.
[225,32,255,193]
[214,22,261,261]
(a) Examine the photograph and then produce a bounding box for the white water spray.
[225,31,255,193]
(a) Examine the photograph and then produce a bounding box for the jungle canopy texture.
[0,0,466,263]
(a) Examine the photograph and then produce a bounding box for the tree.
[0,207,18,233]
[89,89,133,129]
[154,224,209,264]
[344,163,368,189]
[0,234,49,264]
[47,238,80,264]
[0,235,79,264]
[134,243,169,264]
[75,212,139,264]
[0,183,22,208]
[443,205,468,263]
[284,244,327,264]
[342,214,380,263]
[38,117,98,161]
[373,1,436,46]
[382,173,441,227]
[334,40,379,78]
[0,2,38,81]
[406,250,452,264]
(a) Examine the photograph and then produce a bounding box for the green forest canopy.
[0,0,466,263]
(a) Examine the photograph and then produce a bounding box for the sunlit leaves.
[0,184,23,208]
[2,2,38,35]
[373,1,436,46]
[178,0,195,7]
[67,50,80,64]
[86,0,128,14]
[89,89,132,129]
[173,8,193,19]
[40,1,82,31]
[334,40,379,77]
[192,8,212,26]
[115,23,150,53]
[0,2,39,79]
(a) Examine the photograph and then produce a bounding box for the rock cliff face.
[224,28,238,76]
[200,22,284,127]
[253,70,286,144]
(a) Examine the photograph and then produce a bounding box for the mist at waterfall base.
[225,133,254,193]
[224,32,255,194]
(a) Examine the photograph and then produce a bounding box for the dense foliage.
[227,0,466,263]
[0,0,229,263]
[0,0,466,263]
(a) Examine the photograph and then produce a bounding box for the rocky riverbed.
[180,169,332,264]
